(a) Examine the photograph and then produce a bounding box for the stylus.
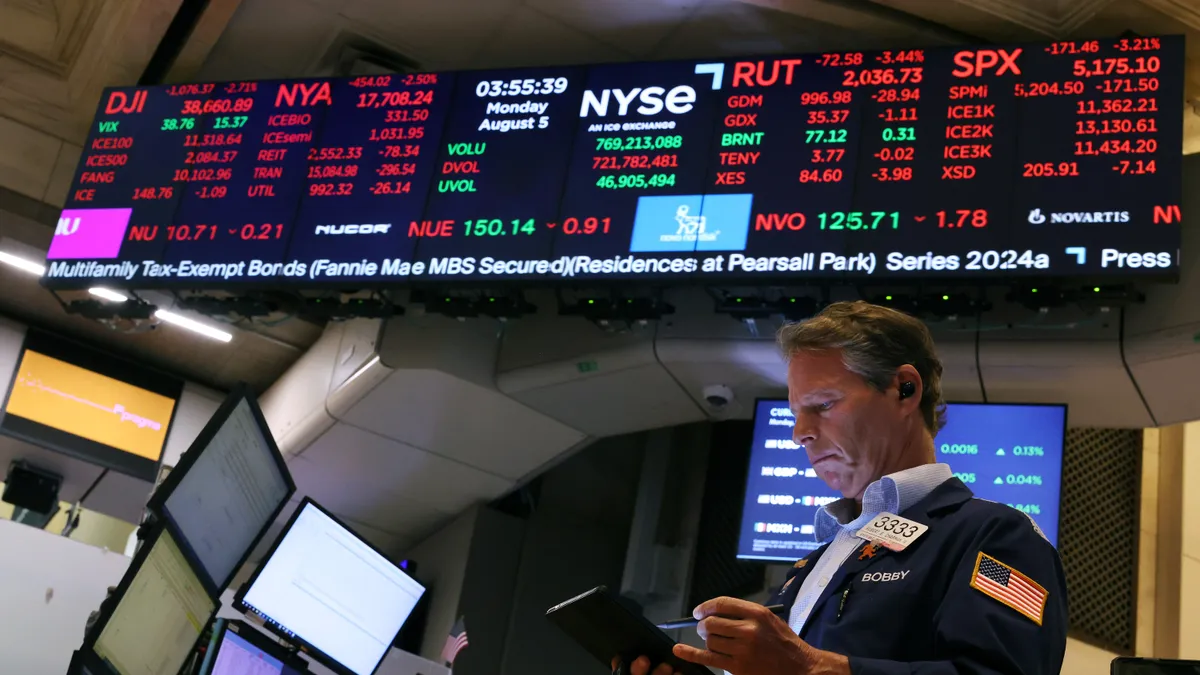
[656,604,789,630]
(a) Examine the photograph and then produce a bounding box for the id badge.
[856,512,929,551]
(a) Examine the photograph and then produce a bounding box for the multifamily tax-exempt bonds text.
[42,246,1175,283]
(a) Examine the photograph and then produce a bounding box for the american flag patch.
[970,552,1047,625]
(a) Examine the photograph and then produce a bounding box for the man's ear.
[894,365,922,403]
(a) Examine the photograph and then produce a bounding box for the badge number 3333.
[857,513,929,552]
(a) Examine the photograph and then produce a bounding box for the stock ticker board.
[44,36,1183,289]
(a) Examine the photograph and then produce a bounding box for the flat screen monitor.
[87,526,217,675]
[207,621,305,675]
[148,385,295,596]
[0,331,181,481]
[737,400,1066,561]
[236,499,427,675]
[1112,658,1200,675]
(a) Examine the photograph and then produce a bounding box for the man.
[621,301,1067,675]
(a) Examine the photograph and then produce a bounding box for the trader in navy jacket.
[622,301,1068,675]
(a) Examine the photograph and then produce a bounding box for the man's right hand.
[611,655,679,675]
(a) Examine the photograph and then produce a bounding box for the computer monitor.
[207,621,306,675]
[1112,658,1200,675]
[85,526,217,675]
[736,400,1067,561]
[235,499,426,675]
[0,330,182,481]
[148,385,295,596]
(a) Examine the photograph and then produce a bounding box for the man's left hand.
[671,597,850,675]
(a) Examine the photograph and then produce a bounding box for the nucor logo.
[315,224,392,236]
[56,216,81,236]
[579,85,697,117]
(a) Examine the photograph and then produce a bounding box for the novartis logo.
[1027,208,1129,225]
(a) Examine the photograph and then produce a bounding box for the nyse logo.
[315,223,392,236]
[56,216,81,236]
[579,85,697,117]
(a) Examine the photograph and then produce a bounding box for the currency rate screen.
[737,400,1065,561]
[45,36,1182,289]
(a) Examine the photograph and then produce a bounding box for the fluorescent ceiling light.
[154,309,233,343]
[89,287,128,302]
[0,250,46,276]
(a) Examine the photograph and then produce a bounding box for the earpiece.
[899,381,916,400]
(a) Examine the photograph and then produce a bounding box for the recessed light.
[0,250,46,276]
[88,287,128,302]
[154,309,233,342]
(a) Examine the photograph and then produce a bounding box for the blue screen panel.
[736,400,1065,561]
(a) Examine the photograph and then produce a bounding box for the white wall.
[1061,638,1117,675]
[402,506,479,662]
[1179,421,1200,658]
[0,517,131,675]
[161,381,224,468]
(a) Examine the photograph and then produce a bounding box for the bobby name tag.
[857,512,929,551]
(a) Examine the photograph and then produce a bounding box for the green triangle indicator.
[993,476,1004,485]
[996,448,1006,456]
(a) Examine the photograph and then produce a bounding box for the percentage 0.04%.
[1006,504,1042,515]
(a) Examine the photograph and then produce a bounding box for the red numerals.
[936,210,988,228]
[844,67,922,87]
[810,149,845,164]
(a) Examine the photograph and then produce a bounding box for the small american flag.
[970,552,1047,625]
[441,616,469,667]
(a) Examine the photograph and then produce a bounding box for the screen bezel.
[0,330,183,481]
[145,383,297,599]
[208,620,306,675]
[233,496,426,675]
[738,397,1069,562]
[80,523,218,674]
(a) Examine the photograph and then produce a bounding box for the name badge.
[856,512,928,552]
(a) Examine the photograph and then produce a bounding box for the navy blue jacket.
[766,478,1068,675]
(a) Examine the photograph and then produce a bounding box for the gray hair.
[777,301,947,434]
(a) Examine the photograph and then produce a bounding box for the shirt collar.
[813,463,953,542]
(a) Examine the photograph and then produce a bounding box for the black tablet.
[545,586,711,675]
[1112,657,1200,675]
